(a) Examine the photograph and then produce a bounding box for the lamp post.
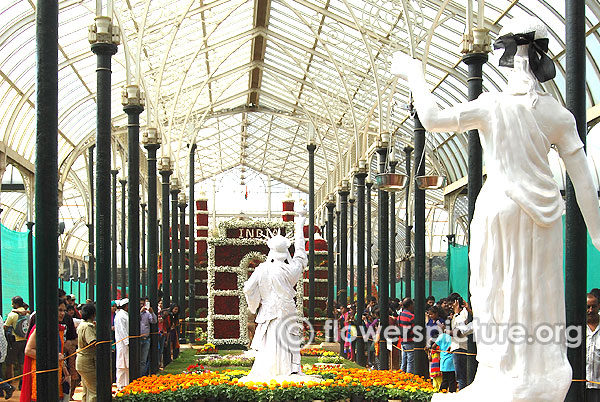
[335,208,341,302]
[89,13,119,402]
[326,195,335,342]
[159,158,172,308]
[355,161,367,367]
[389,159,398,299]
[188,143,197,344]
[461,9,490,383]
[141,202,146,297]
[27,222,34,310]
[36,1,60,394]
[338,180,350,308]
[413,113,428,378]
[366,180,373,300]
[403,146,413,298]
[122,84,144,380]
[120,177,127,296]
[376,133,390,370]
[565,0,587,400]
[307,126,317,322]
[143,127,161,374]
[88,145,95,301]
[111,169,119,300]
[335,200,342,356]
[348,196,355,303]
[170,178,180,311]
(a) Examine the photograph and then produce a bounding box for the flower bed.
[301,349,338,357]
[312,362,344,370]
[114,367,437,401]
[196,355,255,367]
[317,355,345,364]
[195,327,208,344]
[196,343,218,355]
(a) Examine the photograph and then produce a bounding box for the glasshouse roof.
[1,0,600,262]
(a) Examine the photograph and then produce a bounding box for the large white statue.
[240,204,309,382]
[392,17,600,402]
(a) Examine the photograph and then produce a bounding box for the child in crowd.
[434,322,456,392]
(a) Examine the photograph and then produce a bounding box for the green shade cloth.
[0,223,94,317]
[447,216,600,300]
[1,224,32,316]
[447,244,469,301]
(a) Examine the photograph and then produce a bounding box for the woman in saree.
[20,299,67,402]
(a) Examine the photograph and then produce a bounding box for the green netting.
[562,216,600,289]
[334,280,450,304]
[447,244,469,301]
[396,280,449,301]
[0,223,97,316]
[61,279,93,303]
[586,231,600,289]
[447,218,600,298]
[1,224,32,316]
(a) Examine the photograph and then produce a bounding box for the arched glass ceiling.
[0,0,599,260]
[199,165,307,223]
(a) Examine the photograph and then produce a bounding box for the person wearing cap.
[114,298,130,390]
[110,300,118,383]
[139,298,157,376]
[240,203,308,381]
[67,295,81,319]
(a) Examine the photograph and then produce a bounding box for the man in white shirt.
[587,293,600,402]
[449,293,472,391]
[115,298,130,390]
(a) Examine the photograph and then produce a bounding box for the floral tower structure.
[194,192,210,330]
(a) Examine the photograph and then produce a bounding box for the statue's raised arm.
[391,53,468,133]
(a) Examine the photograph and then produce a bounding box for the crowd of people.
[335,292,471,392]
[0,287,598,400]
[336,289,600,395]
[0,292,183,401]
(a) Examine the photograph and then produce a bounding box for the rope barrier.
[0,330,162,387]
[3,327,599,389]
[390,343,477,357]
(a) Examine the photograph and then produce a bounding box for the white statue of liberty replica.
[393,17,600,402]
[240,203,319,383]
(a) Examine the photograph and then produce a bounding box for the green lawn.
[161,349,198,374]
[161,348,362,375]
